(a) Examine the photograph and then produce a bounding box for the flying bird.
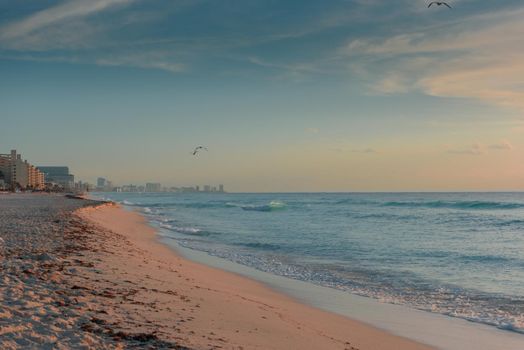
[192,146,208,155]
[428,2,451,8]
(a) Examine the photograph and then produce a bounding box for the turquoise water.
[95,192,524,333]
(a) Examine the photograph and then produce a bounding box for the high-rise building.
[38,166,75,190]
[219,184,224,192]
[0,150,45,190]
[145,183,162,192]
[203,185,211,192]
[97,177,106,188]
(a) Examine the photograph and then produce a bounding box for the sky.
[1,0,523,192]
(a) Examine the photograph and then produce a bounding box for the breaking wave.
[239,200,287,212]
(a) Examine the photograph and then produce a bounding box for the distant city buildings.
[0,150,227,194]
[97,177,106,188]
[75,180,91,193]
[0,150,45,191]
[37,166,74,191]
[95,177,115,191]
[93,180,226,193]
[121,184,139,192]
[180,187,198,193]
[177,184,224,193]
[0,149,228,194]
[145,183,162,192]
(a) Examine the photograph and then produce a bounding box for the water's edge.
[90,193,524,349]
[158,233,524,350]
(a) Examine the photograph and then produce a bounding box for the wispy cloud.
[246,56,324,81]
[343,6,524,110]
[0,0,193,73]
[96,53,185,73]
[0,51,185,73]
[0,0,135,44]
[248,56,319,73]
[447,140,514,155]
[488,140,513,150]
[370,73,409,94]
[419,60,524,111]
[447,143,483,156]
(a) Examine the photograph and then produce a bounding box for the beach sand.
[0,194,433,349]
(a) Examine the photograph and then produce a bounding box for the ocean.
[94,192,524,334]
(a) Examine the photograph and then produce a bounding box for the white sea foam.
[93,191,524,334]
[159,223,201,234]
[175,226,202,234]
[240,200,287,212]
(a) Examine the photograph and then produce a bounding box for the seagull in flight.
[428,2,451,8]
[192,146,208,156]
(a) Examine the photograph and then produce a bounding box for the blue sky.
[1,0,523,191]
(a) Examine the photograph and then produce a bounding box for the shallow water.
[96,192,524,334]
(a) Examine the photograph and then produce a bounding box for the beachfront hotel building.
[37,166,75,191]
[0,150,45,190]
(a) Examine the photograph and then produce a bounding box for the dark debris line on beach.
[0,194,190,350]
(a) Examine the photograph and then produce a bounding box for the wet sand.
[0,193,432,349]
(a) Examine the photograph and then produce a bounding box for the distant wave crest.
[137,202,219,209]
[239,200,287,212]
[131,199,288,212]
[235,242,282,250]
[382,200,524,210]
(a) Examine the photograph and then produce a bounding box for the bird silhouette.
[428,2,451,8]
[192,146,208,155]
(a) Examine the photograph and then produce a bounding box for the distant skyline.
[1,0,523,192]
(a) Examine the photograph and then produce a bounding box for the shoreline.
[166,233,524,350]
[107,196,524,350]
[3,193,522,349]
[78,201,433,349]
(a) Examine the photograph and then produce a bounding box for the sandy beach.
[0,193,434,349]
